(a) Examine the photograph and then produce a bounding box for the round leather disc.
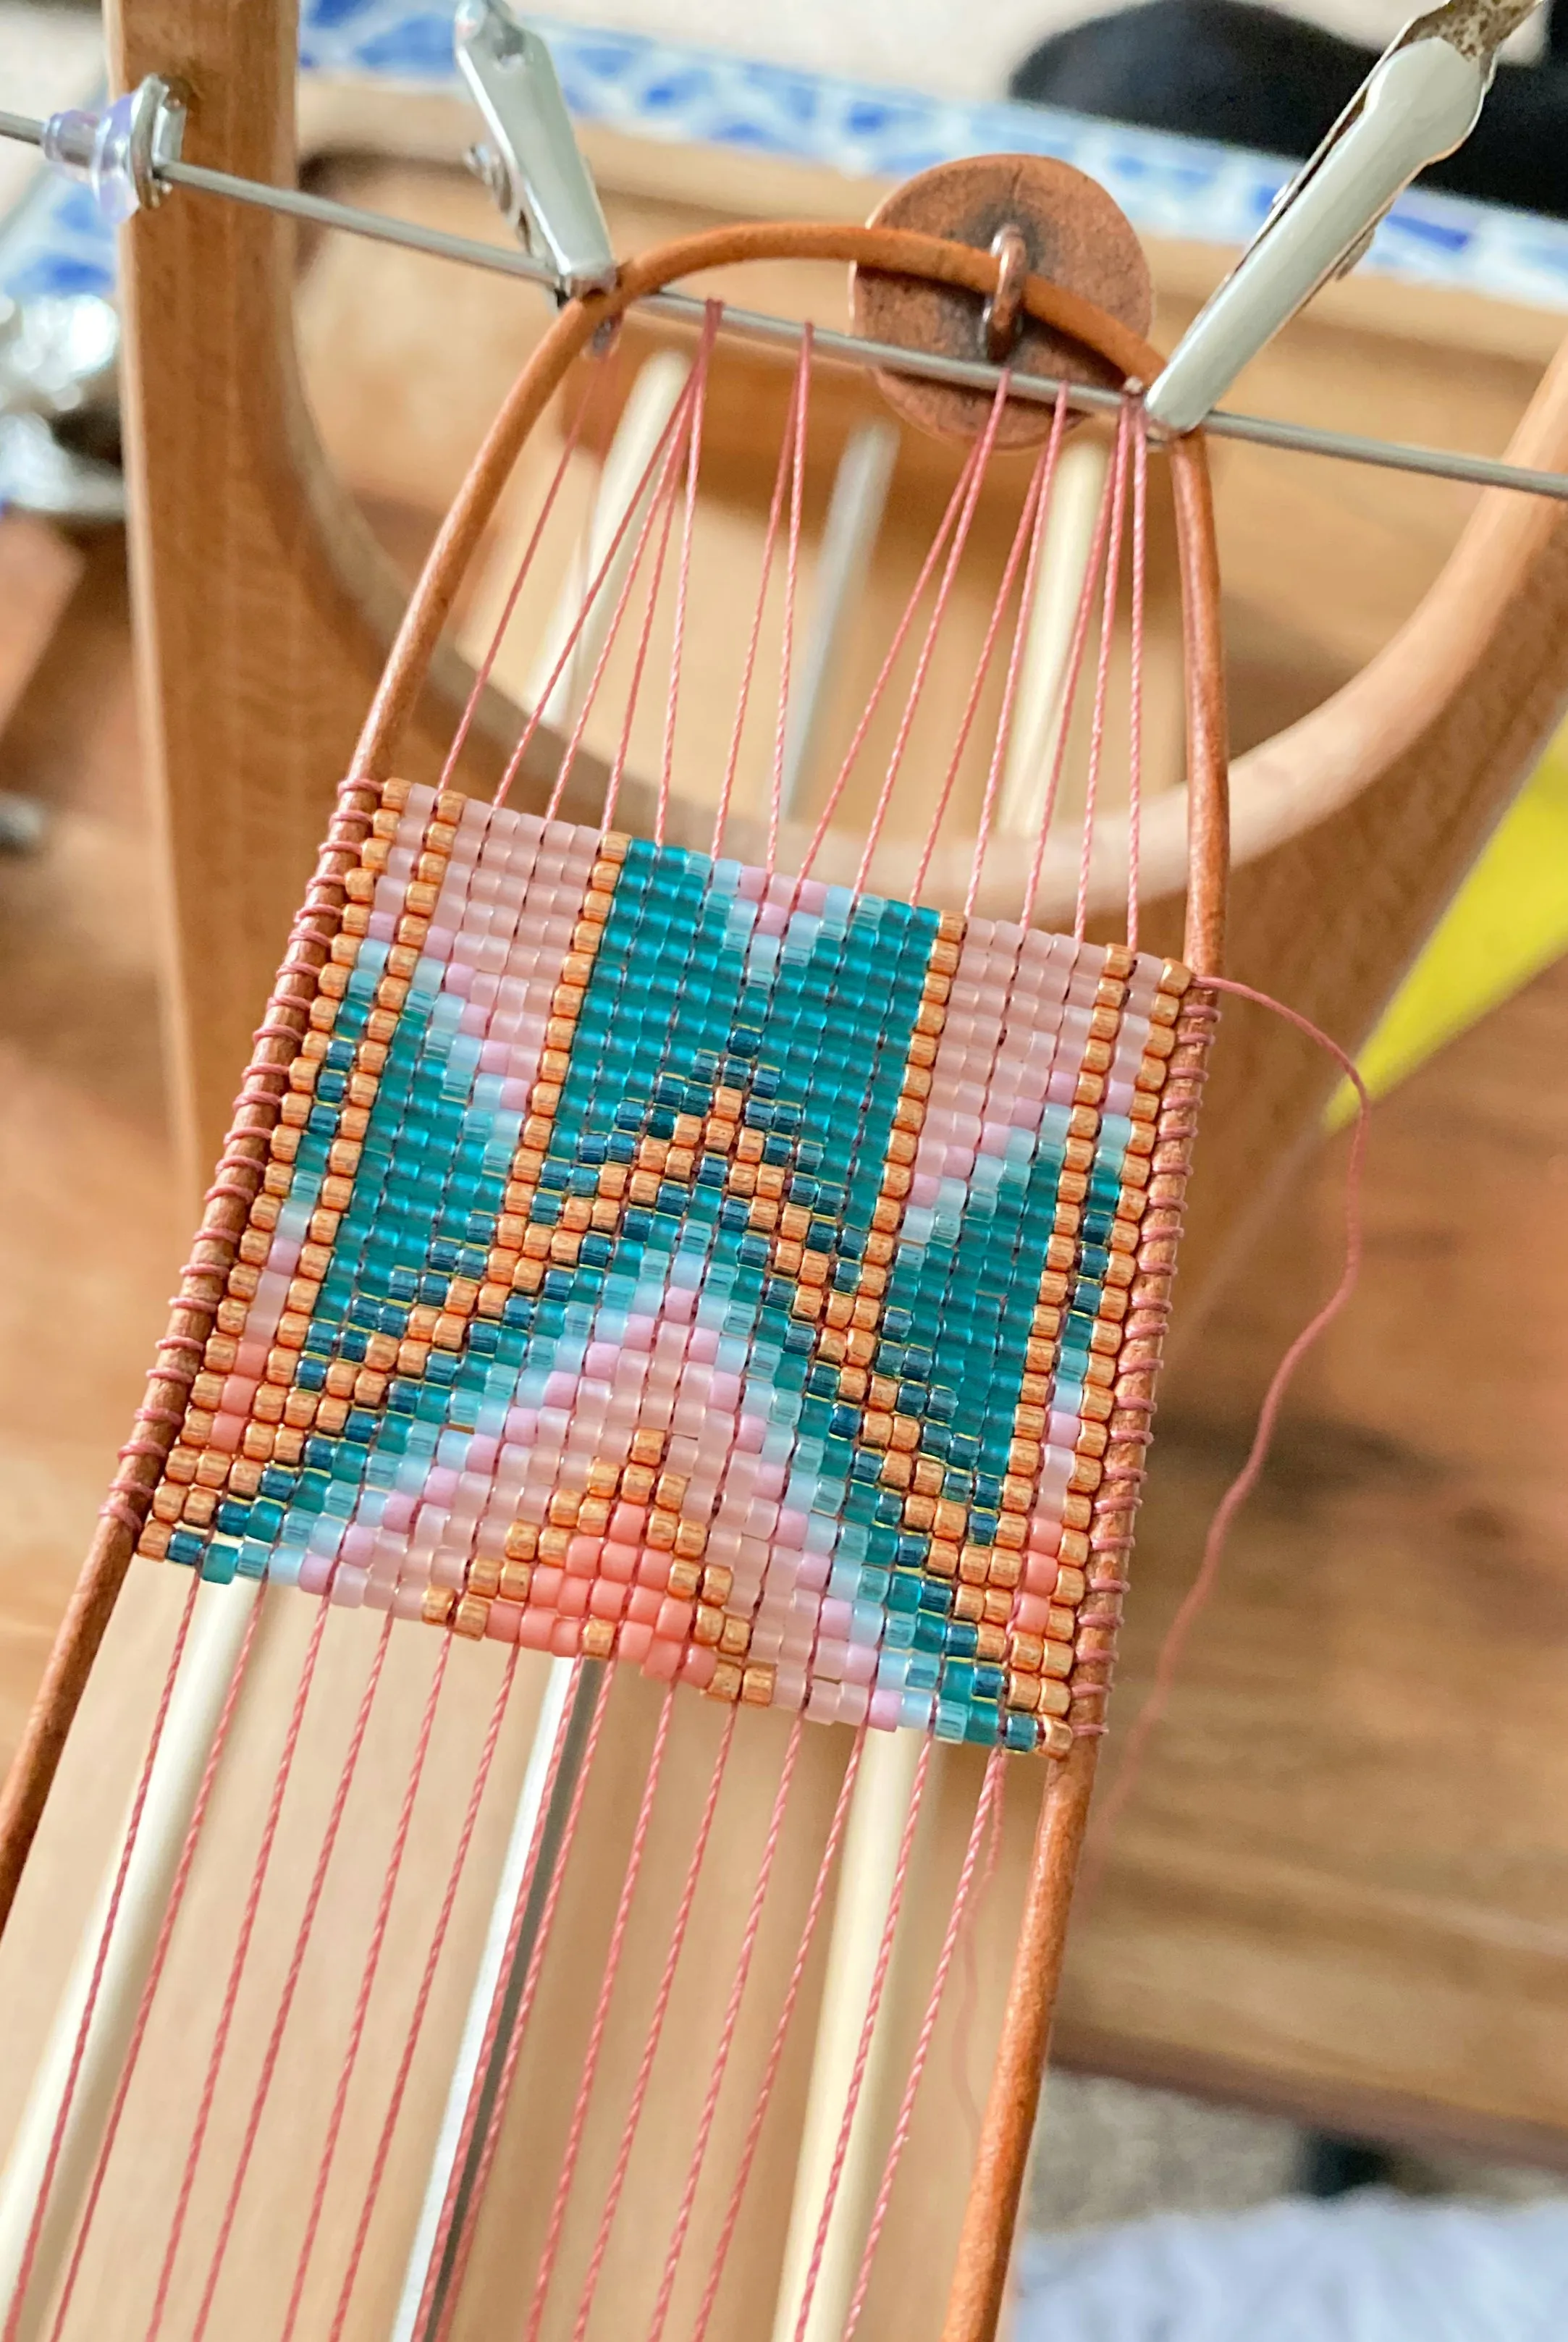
[851,153,1153,447]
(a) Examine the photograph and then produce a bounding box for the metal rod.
[3,109,1567,502]
[1197,402,1568,499]
[396,1658,604,2342]
[164,152,565,284]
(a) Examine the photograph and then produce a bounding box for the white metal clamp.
[1145,0,1545,434]
[455,0,616,299]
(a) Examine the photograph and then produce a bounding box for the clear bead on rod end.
[39,78,182,227]
[42,96,142,224]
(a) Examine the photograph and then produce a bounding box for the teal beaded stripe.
[138,778,1192,1755]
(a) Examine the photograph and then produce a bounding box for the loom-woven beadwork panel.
[137,780,1201,1756]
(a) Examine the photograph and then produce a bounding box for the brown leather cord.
[943,1736,1098,2342]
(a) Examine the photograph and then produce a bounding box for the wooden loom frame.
[6,0,1568,2334]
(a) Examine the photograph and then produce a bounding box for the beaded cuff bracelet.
[130,778,1210,1756]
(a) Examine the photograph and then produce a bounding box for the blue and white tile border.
[7,3,1568,311]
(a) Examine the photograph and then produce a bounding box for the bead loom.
[133,775,1206,1758]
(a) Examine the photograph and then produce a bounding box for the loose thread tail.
[1083,978,1370,1875]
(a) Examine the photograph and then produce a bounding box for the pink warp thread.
[1019,409,1125,932]
[601,312,723,841]
[279,1634,455,2342]
[796,427,987,887]
[500,334,707,816]
[523,1682,680,2340]
[1074,399,1132,943]
[426,1663,617,2340]
[686,1727,867,2342]
[948,1758,1009,2141]
[655,307,720,846]
[442,342,618,798]
[709,334,813,863]
[325,1647,520,2341]
[644,1714,806,2342]
[143,1596,338,2341]
[597,311,724,834]
[789,1735,934,2342]
[965,387,1071,918]
[766,321,813,881]
[1124,405,1150,953]
[42,1588,265,2342]
[604,405,701,837]
[4,1575,200,2342]
[392,1656,589,2338]
[842,1746,1008,2341]
[912,426,1053,905]
[568,1707,739,2342]
[851,380,1011,896]
[187,1613,397,2342]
